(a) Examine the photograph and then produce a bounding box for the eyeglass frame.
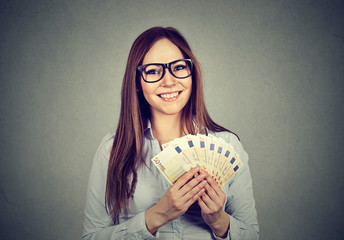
[137,58,194,83]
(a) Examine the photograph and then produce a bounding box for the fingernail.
[197,174,206,179]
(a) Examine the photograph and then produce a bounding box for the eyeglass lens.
[142,60,192,82]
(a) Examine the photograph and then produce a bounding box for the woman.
[82,27,259,240]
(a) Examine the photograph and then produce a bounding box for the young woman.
[82,27,259,240]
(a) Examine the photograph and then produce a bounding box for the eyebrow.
[142,58,184,65]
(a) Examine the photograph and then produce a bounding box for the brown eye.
[144,65,162,76]
[145,69,160,75]
[173,64,187,72]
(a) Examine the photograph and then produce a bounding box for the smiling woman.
[139,39,193,119]
[82,27,259,240]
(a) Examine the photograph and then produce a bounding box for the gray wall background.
[1,0,343,239]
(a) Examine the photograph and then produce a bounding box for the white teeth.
[160,92,179,99]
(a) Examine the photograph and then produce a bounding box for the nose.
[160,68,176,87]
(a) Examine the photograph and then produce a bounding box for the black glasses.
[137,59,193,83]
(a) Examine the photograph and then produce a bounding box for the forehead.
[142,38,184,65]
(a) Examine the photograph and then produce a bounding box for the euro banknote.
[152,134,243,187]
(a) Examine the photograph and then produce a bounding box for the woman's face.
[140,38,192,119]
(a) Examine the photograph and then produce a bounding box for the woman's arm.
[82,134,209,239]
[145,167,207,235]
[82,135,158,240]
[223,133,259,240]
[198,132,259,240]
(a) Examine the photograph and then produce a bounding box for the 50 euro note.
[152,134,244,187]
[151,144,193,185]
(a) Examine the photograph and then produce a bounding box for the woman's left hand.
[198,169,230,238]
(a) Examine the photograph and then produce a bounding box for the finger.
[199,170,220,199]
[180,179,207,202]
[204,183,218,201]
[199,168,210,176]
[199,190,214,209]
[173,167,200,190]
[205,174,222,197]
[198,196,210,212]
[184,187,206,209]
[178,173,207,197]
[200,169,217,185]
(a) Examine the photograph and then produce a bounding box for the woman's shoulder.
[92,133,115,167]
[98,133,115,152]
[209,130,239,145]
[100,132,116,146]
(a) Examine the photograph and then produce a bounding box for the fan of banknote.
[151,134,243,188]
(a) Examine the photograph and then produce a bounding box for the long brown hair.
[106,27,235,222]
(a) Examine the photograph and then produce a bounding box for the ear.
[136,83,142,92]
[136,76,142,92]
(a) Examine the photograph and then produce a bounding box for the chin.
[154,106,185,116]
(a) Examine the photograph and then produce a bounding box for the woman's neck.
[150,113,186,146]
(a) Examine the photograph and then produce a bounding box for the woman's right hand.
[145,166,207,235]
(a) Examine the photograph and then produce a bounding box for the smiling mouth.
[158,91,182,101]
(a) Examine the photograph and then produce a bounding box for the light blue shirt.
[82,125,259,240]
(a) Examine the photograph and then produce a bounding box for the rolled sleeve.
[212,230,230,240]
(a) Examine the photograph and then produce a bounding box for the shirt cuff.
[227,215,242,240]
[211,219,230,240]
[212,214,245,240]
[125,211,158,240]
[212,231,230,240]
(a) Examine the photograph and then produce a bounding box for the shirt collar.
[144,119,155,140]
[144,117,204,139]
